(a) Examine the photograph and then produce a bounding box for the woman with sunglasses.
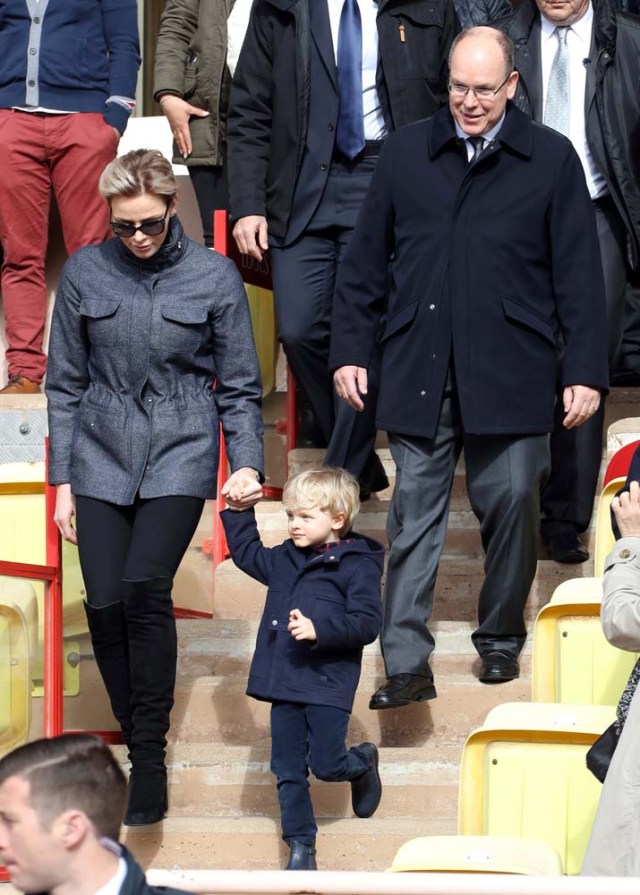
[45,148,264,826]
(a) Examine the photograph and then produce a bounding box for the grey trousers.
[382,375,550,676]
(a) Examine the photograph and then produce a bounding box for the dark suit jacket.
[228,0,458,238]
[329,103,609,440]
[497,0,640,266]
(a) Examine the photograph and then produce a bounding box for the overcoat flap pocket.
[80,297,121,319]
[502,296,556,345]
[381,301,419,343]
[161,304,209,325]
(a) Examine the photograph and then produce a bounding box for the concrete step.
[213,554,592,622]
[57,623,530,749]
[111,742,461,822]
[122,814,457,872]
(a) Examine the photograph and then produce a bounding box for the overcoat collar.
[428,101,533,160]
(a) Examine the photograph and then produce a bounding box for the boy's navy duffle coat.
[221,508,384,712]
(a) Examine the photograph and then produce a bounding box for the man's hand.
[160,94,209,158]
[562,385,601,429]
[221,467,263,510]
[232,216,269,261]
[288,608,317,641]
[334,365,368,412]
[612,480,640,538]
[54,484,77,545]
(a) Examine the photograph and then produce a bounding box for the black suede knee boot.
[84,601,133,752]
[122,577,177,826]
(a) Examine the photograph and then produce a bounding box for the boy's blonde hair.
[282,467,360,537]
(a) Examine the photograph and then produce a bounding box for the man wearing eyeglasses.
[496,0,640,566]
[330,26,608,704]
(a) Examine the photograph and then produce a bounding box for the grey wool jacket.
[46,216,264,504]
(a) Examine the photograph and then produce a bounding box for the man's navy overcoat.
[329,103,609,440]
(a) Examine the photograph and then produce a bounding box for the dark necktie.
[468,136,484,165]
[335,0,365,160]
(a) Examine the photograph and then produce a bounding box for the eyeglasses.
[109,200,171,238]
[448,72,513,101]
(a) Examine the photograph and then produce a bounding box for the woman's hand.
[221,467,263,510]
[54,484,77,544]
[612,480,640,538]
[160,94,209,158]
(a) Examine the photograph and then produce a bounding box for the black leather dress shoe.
[359,452,390,501]
[369,671,436,709]
[479,651,520,684]
[545,530,589,564]
[351,742,382,818]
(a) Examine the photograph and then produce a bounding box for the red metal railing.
[208,210,297,569]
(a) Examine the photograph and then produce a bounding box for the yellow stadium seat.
[0,463,83,696]
[458,702,615,874]
[593,476,625,577]
[547,577,602,605]
[532,581,637,704]
[0,578,38,755]
[245,284,277,398]
[387,835,563,875]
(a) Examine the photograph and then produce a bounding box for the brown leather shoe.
[0,375,41,395]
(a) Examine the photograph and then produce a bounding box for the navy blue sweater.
[0,0,140,133]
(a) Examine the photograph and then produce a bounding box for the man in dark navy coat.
[329,26,609,706]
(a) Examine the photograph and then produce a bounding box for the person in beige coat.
[582,480,640,875]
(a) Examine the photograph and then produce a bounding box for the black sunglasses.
[109,199,171,238]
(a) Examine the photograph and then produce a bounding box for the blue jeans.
[270,701,368,844]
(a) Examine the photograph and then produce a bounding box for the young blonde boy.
[221,467,384,870]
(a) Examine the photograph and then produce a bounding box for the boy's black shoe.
[285,841,317,870]
[351,742,382,818]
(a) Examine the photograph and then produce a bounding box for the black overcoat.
[329,103,609,440]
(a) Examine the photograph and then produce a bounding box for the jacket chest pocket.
[160,303,209,354]
[314,592,346,619]
[80,297,122,347]
[388,4,445,80]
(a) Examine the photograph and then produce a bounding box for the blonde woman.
[46,149,263,826]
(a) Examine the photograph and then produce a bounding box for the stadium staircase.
[1,387,639,873]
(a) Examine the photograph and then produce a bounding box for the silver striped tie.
[544,27,570,137]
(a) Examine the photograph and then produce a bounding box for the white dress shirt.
[540,4,607,199]
[327,0,387,141]
[94,843,127,895]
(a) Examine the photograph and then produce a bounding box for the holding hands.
[612,480,640,538]
[288,608,317,641]
[221,467,263,510]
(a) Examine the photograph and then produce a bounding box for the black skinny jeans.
[75,495,205,608]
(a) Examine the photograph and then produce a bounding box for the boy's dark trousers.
[270,701,370,844]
